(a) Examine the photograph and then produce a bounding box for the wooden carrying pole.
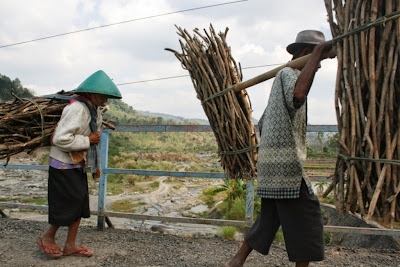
[231,48,336,93]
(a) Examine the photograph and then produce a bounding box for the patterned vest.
[256,67,313,199]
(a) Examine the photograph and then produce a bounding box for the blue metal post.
[98,130,110,230]
[245,179,255,224]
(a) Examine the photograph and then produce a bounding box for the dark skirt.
[245,179,324,262]
[48,166,90,226]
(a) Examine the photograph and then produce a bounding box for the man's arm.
[293,41,334,108]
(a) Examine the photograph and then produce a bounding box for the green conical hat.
[75,70,122,99]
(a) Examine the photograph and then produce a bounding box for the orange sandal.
[36,238,63,259]
[64,246,94,257]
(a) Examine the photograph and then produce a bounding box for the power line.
[115,63,285,86]
[0,0,248,49]
[116,75,188,86]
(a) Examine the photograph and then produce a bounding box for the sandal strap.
[41,244,61,251]
[77,247,89,252]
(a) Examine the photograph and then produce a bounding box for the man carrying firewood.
[225,30,334,266]
[36,70,122,259]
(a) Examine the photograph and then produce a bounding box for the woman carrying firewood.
[225,31,334,267]
[36,70,122,259]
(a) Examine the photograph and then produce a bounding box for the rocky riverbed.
[0,150,227,238]
[1,151,400,266]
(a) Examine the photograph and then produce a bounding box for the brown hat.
[286,30,325,55]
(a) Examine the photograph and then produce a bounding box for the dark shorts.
[245,179,324,262]
[48,166,90,226]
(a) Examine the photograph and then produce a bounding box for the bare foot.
[225,242,252,267]
[225,257,245,267]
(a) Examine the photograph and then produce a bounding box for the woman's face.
[89,93,109,107]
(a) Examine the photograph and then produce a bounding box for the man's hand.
[293,40,335,108]
[89,132,101,144]
[315,40,335,60]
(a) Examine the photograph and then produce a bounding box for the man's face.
[297,46,321,70]
[299,46,314,57]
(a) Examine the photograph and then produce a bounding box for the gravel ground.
[1,218,400,267]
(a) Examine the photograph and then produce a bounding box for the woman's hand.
[89,132,101,144]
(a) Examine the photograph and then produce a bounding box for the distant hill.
[102,99,208,126]
[136,110,209,125]
[0,74,254,126]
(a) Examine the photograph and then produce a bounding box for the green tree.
[327,133,340,149]
[0,74,33,101]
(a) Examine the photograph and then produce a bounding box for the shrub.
[274,228,285,243]
[324,232,332,245]
[221,226,237,239]
[203,194,215,207]
[127,175,136,185]
[225,197,246,220]
[203,186,225,196]
[108,173,124,184]
[111,199,136,212]
[39,153,49,165]
[253,196,261,218]
[23,198,47,206]
[150,181,160,190]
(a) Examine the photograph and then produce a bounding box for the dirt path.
[1,218,400,267]
[94,176,173,210]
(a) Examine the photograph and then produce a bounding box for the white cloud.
[307,97,337,125]
[0,0,338,125]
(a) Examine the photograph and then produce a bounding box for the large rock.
[322,203,399,250]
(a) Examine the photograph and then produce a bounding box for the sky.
[0,0,338,124]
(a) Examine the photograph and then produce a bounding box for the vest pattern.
[256,67,313,199]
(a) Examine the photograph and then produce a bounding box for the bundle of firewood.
[0,91,114,163]
[324,0,400,226]
[166,25,258,179]
[0,94,67,161]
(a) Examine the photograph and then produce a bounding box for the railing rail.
[6,124,397,238]
[2,201,400,237]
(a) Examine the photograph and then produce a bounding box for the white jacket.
[49,101,103,164]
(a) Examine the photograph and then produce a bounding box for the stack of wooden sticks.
[0,91,114,163]
[166,25,258,180]
[324,0,400,226]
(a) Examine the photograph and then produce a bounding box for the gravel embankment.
[1,218,400,267]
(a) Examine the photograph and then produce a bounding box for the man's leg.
[225,198,280,266]
[225,242,253,267]
[63,219,93,256]
[278,180,324,263]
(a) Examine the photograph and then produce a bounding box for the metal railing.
[2,124,400,237]
[96,125,336,230]
[97,125,254,230]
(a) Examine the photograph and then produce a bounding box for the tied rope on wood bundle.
[0,90,115,165]
[324,0,400,227]
[166,24,258,179]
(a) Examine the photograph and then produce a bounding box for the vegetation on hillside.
[0,74,34,101]
[307,132,339,158]
[103,99,205,126]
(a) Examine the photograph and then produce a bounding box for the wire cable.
[115,63,284,86]
[0,0,248,49]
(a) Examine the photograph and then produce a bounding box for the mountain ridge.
[135,110,209,125]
